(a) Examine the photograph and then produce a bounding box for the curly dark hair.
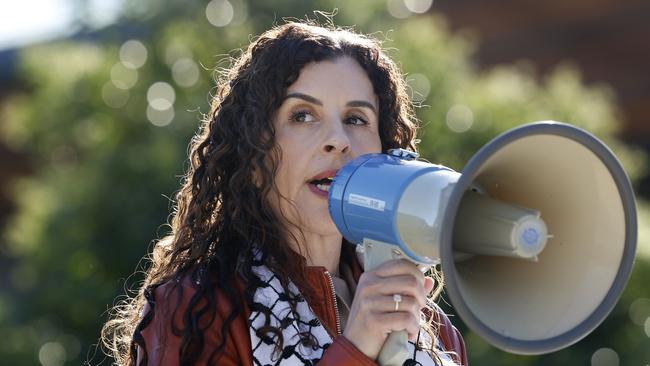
[101,20,444,365]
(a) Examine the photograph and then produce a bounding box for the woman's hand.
[342,259,435,360]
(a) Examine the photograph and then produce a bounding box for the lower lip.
[308,183,329,198]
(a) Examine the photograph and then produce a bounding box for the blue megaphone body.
[327,121,637,366]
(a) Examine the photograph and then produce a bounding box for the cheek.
[372,132,382,151]
[274,139,307,194]
[353,130,382,154]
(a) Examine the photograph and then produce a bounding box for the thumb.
[423,276,435,295]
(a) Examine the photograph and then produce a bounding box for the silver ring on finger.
[393,294,402,312]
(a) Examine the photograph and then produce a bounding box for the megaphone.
[328,121,637,365]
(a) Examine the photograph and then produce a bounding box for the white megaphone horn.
[328,121,637,366]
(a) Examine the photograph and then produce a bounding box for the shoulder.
[135,272,251,365]
[148,271,249,317]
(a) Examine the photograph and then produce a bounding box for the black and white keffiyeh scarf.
[248,252,458,366]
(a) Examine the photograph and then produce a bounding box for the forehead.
[287,56,377,105]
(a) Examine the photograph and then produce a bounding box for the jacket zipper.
[324,271,342,335]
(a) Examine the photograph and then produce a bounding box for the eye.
[345,115,368,126]
[290,110,316,123]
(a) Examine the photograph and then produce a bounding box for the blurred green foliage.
[0,0,648,365]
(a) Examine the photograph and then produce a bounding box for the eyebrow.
[284,92,377,114]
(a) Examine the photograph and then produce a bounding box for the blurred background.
[0,0,648,365]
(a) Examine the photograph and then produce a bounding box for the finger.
[377,276,426,308]
[358,275,426,308]
[424,276,435,295]
[374,259,425,284]
[363,294,421,314]
[408,330,419,342]
[375,311,421,339]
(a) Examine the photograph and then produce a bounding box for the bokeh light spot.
[102,82,129,108]
[403,0,433,14]
[147,82,176,111]
[629,298,650,326]
[110,62,138,90]
[206,0,234,27]
[39,342,66,366]
[74,118,106,147]
[590,347,619,366]
[645,317,650,338]
[386,0,411,19]
[227,0,249,26]
[172,58,200,88]
[147,105,175,127]
[446,104,474,133]
[57,334,81,361]
[165,39,192,66]
[119,40,148,69]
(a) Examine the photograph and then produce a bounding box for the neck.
[289,229,343,276]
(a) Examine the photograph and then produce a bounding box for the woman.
[102,21,467,366]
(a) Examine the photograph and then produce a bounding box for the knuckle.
[415,295,426,309]
[357,277,379,296]
[358,272,371,285]
[357,284,371,298]
[411,300,421,314]
[412,311,421,324]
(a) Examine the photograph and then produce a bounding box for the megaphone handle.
[362,239,411,366]
[377,330,410,366]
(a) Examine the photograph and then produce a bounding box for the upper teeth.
[316,183,331,192]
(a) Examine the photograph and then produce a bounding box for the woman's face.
[270,56,382,237]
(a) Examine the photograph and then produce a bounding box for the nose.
[322,120,351,154]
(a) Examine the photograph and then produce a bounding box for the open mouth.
[309,177,333,192]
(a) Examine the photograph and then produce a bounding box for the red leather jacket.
[137,247,468,365]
